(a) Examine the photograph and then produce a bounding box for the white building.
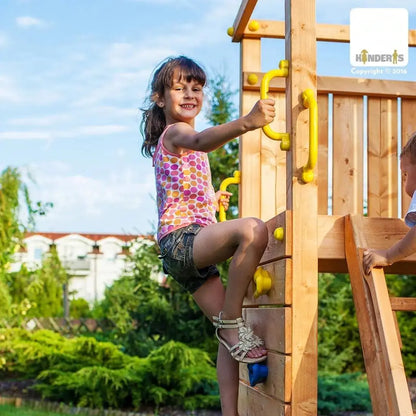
[11,232,155,303]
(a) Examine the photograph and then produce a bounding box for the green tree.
[93,241,215,357]
[206,72,239,219]
[6,246,67,319]
[318,273,364,374]
[0,167,52,319]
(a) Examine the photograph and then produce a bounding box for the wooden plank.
[390,297,416,312]
[332,95,363,215]
[238,382,290,416]
[367,97,398,218]
[245,259,292,306]
[243,307,291,354]
[260,210,292,264]
[401,99,416,216]
[240,38,262,218]
[239,351,292,403]
[261,91,287,220]
[243,74,416,99]
[317,94,329,215]
[345,214,413,416]
[317,215,346,272]
[241,21,349,43]
[239,19,416,46]
[231,0,258,42]
[285,0,318,414]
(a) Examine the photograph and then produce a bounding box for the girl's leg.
[192,276,239,416]
[192,217,268,355]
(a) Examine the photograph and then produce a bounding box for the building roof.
[24,232,152,243]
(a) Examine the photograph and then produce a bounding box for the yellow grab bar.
[219,170,240,222]
[260,60,290,151]
[301,89,318,183]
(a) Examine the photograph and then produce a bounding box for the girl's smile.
[157,68,204,127]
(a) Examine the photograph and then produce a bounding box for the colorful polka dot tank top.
[153,124,217,242]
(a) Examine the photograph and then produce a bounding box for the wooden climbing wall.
[231,0,416,415]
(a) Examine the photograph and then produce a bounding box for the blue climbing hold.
[248,362,268,386]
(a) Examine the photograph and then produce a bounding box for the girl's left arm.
[168,99,275,152]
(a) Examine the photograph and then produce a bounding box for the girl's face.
[157,68,204,127]
[401,154,416,197]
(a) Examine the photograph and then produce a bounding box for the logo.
[350,8,408,67]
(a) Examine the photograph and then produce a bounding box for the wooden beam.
[285,0,318,414]
[231,0,258,42]
[390,297,416,312]
[243,72,416,99]
[239,19,416,47]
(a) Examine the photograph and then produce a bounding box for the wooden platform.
[259,211,416,275]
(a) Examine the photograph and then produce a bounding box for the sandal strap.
[213,314,245,329]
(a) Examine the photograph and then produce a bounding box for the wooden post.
[285,0,318,414]
[239,37,262,218]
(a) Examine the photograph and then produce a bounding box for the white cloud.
[9,114,71,127]
[16,16,46,29]
[26,162,156,233]
[0,33,8,48]
[0,131,52,140]
[0,124,130,141]
[0,76,22,103]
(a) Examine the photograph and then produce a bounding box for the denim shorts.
[159,223,220,293]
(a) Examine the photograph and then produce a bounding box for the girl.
[141,56,275,416]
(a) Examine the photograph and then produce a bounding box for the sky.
[1,0,415,237]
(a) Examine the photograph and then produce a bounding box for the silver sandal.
[213,312,267,364]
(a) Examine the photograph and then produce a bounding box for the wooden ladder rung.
[390,297,416,312]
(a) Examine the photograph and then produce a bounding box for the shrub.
[318,372,372,415]
[0,328,219,411]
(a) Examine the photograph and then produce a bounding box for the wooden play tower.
[227,1,416,415]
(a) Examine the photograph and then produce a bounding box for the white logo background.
[350,8,408,67]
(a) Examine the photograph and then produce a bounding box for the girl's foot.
[213,313,267,363]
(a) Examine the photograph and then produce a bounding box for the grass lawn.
[0,404,86,416]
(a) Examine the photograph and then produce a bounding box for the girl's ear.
[153,93,165,109]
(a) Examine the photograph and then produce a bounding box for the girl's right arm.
[167,99,275,154]
[363,226,416,274]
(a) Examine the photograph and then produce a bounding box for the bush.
[318,372,372,415]
[0,328,219,411]
[69,298,91,319]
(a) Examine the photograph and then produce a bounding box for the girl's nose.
[184,87,194,98]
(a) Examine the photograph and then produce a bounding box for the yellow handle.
[219,171,241,222]
[260,60,290,151]
[301,89,318,183]
[253,267,272,298]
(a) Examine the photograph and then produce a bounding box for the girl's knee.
[243,217,268,248]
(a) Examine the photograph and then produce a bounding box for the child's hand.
[362,248,390,274]
[244,99,276,130]
[215,190,232,212]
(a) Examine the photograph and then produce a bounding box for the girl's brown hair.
[140,56,207,157]
[400,131,416,164]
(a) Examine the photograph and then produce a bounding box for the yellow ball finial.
[273,227,284,241]
[248,20,260,32]
[227,27,234,37]
[302,170,314,183]
[247,73,258,85]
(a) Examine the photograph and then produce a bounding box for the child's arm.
[166,99,275,153]
[363,226,416,274]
